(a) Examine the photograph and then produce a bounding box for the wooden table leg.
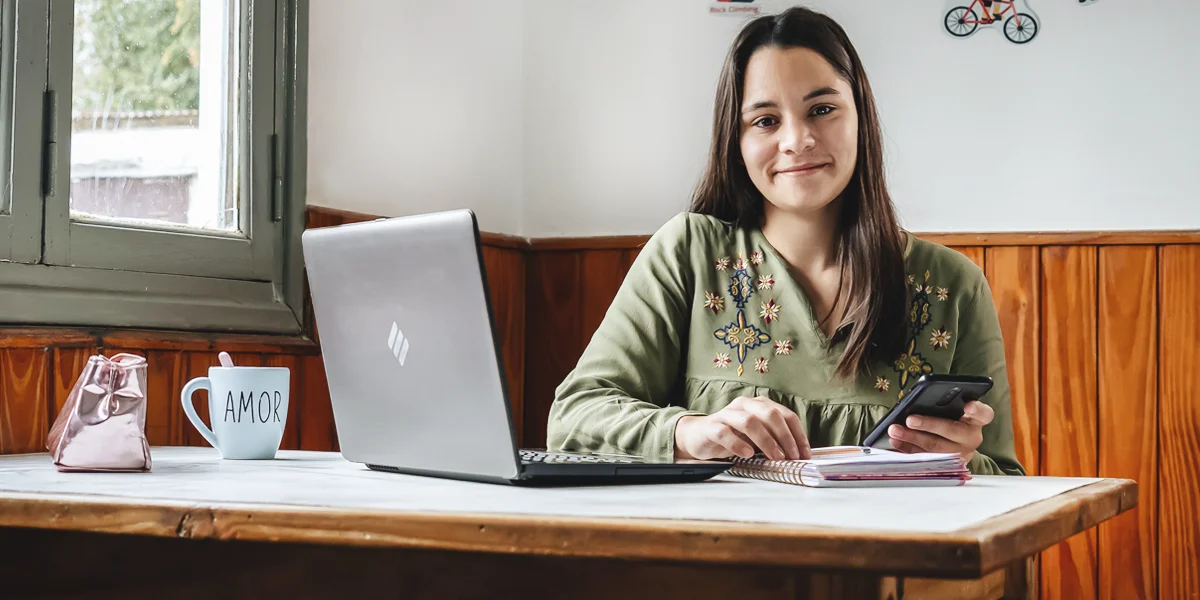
[893,557,1032,600]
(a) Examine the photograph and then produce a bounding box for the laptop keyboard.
[520,450,636,464]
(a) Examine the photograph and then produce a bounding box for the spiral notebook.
[727,446,970,488]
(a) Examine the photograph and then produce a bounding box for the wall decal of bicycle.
[943,0,1040,44]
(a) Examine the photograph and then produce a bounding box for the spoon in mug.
[218,352,234,368]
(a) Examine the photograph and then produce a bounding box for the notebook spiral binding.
[728,456,811,485]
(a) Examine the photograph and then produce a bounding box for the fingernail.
[889,424,904,438]
[907,415,922,428]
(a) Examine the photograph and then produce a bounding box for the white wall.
[306,0,523,234]
[309,0,1200,237]
[523,0,1200,236]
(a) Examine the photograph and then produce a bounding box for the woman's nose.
[778,118,815,154]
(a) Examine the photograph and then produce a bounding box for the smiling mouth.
[775,163,829,177]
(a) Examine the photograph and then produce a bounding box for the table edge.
[966,478,1138,572]
[0,477,1134,578]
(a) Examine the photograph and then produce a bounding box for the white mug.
[181,366,290,459]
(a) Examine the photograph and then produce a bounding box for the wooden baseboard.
[308,206,1200,249]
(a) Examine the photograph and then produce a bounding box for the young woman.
[546,6,1024,476]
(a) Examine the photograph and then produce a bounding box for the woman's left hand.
[887,400,994,464]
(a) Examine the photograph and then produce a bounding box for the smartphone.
[861,374,993,449]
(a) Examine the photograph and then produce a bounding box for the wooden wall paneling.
[264,354,302,450]
[920,230,1200,247]
[579,250,629,347]
[0,348,50,454]
[229,353,263,368]
[0,330,95,348]
[951,246,987,272]
[984,247,1041,476]
[99,329,315,355]
[299,355,337,451]
[523,251,583,449]
[305,207,349,229]
[622,248,641,272]
[1158,245,1200,599]
[143,351,186,446]
[482,246,526,443]
[1040,246,1099,600]
[1096,246,1157,600]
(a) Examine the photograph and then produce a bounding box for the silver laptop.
[301,209,729,486]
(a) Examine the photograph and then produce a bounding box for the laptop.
[301,208,730,486]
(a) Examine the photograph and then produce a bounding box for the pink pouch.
[46,353,152,472]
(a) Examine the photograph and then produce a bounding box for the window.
[0,0,307,334]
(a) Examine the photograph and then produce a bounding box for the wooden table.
[0,448,1134,600]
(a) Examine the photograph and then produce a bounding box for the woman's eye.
[753,116,778,128]
[811,105,835,117]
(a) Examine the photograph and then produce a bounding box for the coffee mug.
[181,366,290,459]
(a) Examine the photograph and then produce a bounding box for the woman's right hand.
[673,396,811,461]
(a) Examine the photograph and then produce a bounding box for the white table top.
[0,447,1100,534]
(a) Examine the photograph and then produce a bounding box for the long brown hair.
[690,6,907,380]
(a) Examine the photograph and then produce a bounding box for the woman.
[546,6,1023,476]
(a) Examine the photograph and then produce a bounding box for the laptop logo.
[387,321,411,366]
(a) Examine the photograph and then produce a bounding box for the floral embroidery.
[754,357,770,374]
[715,311,771,366]
[703,291,725,314]
[757,274,775,291]
[875,376,890,392]
[889,269,943,395]
[930,328,952,350]
[750,251,764,266]
[733,256,749,271]
[710,256,777,374]
[907,282,933,339]
[936,287,949,302]
[914,271,932,293]
[892,338,934,390]
[729,271,754,308]
[715,257,730,272]
[713,353,731,369]
[773,340,793,355]
[759,299,781,324]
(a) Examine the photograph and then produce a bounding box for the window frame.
[0,0,308,335]
[0,0,49,265]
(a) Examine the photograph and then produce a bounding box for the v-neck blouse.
[545,212,1024,476]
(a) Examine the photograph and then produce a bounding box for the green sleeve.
[952,275,1027,476]
[546,214,705,460]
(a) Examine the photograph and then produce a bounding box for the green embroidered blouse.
[546,212,1025,476]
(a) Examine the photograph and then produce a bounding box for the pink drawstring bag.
[46,353,152,472]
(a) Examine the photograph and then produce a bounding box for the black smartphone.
[861,374,993,449]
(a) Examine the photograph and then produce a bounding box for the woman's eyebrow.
[803,86,840,101]
[741,87,840,115]
[741,100,777,115]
